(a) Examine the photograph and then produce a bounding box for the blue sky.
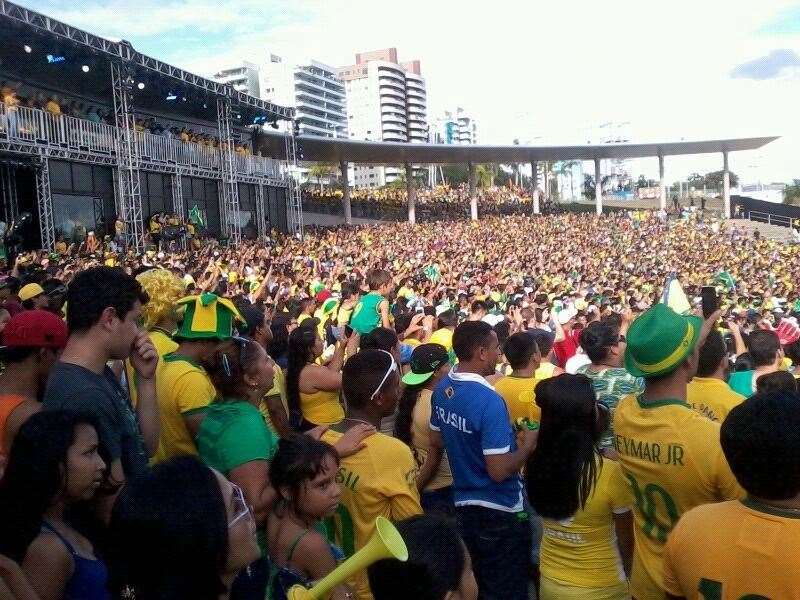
[15,0,800,182]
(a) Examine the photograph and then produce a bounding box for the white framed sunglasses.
[228,482,254,528]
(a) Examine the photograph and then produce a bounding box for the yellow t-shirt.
[321,429,422,600]
[429,327,454,351]
[152,353,217,463]
[259,365,287,434]
[686,377,745,423]
[127,330,178,407]
[540,458,632,588]
[494,375,542,425]
[300,388,344,425]
[663,499,800,599]
[535,361,558,380]
[613,396,743,600]
[411,389,453,492]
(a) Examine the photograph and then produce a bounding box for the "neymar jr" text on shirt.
[614,434,685,466]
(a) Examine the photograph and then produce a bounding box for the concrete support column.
[594,158,602,215]
[340,160,351,225]
[468,162,478,220]
[530,160,540,215]
[722,150,731,219]
[658,154,666,211]
[405,162,416,225]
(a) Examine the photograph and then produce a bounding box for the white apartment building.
[430,108,478,145]
[212,61,262,97]
[212,55,348,139]
[339,48,428,187]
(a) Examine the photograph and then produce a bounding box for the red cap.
[2,310,68,349]
[315,290,332,303]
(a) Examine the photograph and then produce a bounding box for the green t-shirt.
[197,399,278,552]
[350,292,385,335]
[197,399,278,474]
[728,370,755,397]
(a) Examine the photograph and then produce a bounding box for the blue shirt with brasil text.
[430,368,524,512]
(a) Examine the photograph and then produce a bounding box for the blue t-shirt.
[430,368,523,512]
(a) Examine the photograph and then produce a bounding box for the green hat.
[624,303,703,378]
[174,292,244,341]
[401,343,449,386]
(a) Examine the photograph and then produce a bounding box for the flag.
[661,275,691,315]
[714,270,736,291]
[188,205,205,227]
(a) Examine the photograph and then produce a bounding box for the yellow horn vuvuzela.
[288,517,408,600]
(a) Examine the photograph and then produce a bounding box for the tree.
[554,161,580,200]
[475,164,498,188]
[703,170,739,189]
[636,174,649,189]
[307,163,336,192]
[584,174,596,200]
[688,172,705,188]
[441,165,469,186]
[784,180,800,206]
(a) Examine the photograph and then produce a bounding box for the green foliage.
[783,179,800,206]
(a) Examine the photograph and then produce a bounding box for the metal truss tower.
[111,61,144,252]
[217,98,241,246]
[284,125,303,237]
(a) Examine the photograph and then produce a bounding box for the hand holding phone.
[701,286,718,320]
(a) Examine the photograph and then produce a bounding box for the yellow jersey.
[663,499,800,599]
[127,330,178,407]
[411,389,452,491]
[613,396,742,600]
[429,328,454,351]
[686,377,745,423]
[540,458,631,589]
[300,388,344,425]
[536,361,558,380]
[152,353,217,463]
[259,365,287,434]
[494,375,542,425]
[321,429,422,600]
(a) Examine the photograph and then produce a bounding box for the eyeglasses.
[228,482,254,528]
[370,349,398,401]
[221,336,256,377]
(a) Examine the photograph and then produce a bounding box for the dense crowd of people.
[302,184,556,221]
[0,209,798,600]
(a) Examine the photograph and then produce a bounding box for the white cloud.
[19,0,800,182]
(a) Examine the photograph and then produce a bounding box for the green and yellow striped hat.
[624,303,703,378]
[174,293,244,341]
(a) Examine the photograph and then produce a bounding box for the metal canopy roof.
[256,132,779,164]
[0,0,294,120]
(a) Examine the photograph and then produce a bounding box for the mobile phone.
[344,324,354,338]
[701,286,718,319]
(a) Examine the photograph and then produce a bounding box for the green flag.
[188,205,205,227]
[714,270,736,291]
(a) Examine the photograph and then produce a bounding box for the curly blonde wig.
[136,268,186,330]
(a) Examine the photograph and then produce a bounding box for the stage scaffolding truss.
[34,156,55,251]
[217,98,242,246]
[111,61,145,252]
[284,127,304,237]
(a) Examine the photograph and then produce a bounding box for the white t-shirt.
[565,350,592,374]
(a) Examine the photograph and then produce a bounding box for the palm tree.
[307,163,335,193]
[784,179,800,206]
[554,161,580,201]
[475,164,499,188]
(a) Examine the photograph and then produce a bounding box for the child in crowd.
[349,269,393,336]
[267,434,350,600]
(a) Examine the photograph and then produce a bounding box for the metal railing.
[1,101,280,178]
[747,210,793,228]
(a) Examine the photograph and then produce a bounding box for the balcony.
[0,101,281,180]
